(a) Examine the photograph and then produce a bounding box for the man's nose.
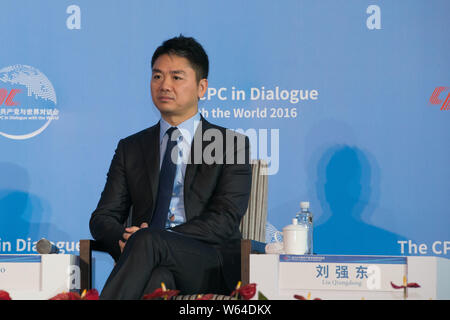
[160,77,172,91]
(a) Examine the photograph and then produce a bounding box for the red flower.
[390,281,403,289]
[390,281,421,289]
[82,289,99,300]
[142,282,180,300]
[48,289,99,300]
[142,288,180,300]
[49,292,82,300]
[231,283,257,300]
[294,293,321,300]
[406,282,420,288]
[0,290,12,300]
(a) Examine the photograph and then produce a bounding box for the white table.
[249,254,450,300]
[0,254,80,300]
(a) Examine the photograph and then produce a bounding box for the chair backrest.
[239,159,268,243]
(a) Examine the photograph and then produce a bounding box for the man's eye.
[152,75,161,80]
[174,76,182,80]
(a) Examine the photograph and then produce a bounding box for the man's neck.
[161,109,199,127]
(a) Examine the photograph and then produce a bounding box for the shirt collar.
[159,112,201,145]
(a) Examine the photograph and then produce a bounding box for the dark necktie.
[151,127,180,229]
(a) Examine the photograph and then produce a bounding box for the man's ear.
[197,78,208,99]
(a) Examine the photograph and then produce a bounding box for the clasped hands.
[119,222,148,253]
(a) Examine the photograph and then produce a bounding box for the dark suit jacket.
[89,116,252,291]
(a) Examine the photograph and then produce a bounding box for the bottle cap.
[300,201,310,209]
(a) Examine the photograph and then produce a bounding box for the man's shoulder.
[119,122,159,145]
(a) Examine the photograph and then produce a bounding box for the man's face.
[151,54,207,125]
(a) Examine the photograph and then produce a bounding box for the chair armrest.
[79,239,110,292]
[241,239,266,286]
[79,239,96,292]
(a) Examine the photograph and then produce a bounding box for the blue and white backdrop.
[1,0,449,290]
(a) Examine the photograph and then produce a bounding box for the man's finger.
[140,222,149,228]
[125,226,140,233]
[122,232,132,241]
[119,240,125,253]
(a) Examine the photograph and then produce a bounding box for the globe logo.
[0,64,59,140]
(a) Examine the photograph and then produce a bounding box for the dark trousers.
[100,228,226,300]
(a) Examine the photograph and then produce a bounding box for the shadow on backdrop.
[0,162,69,252]
[314,146,405,255]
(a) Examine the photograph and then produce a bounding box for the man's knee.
[126,227,167,253]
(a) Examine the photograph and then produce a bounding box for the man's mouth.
[158,96,174,102]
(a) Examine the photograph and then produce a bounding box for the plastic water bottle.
[295,201,313,254]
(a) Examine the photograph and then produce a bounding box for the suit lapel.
[184,116,211,220]
[137,116,211,222]
[138,122,160,217]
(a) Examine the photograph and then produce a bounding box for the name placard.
[0,255,42,291]
[279,255,407,292]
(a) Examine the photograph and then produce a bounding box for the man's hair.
[151,35,209,81]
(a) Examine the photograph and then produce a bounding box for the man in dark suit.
[89,36,252,299]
